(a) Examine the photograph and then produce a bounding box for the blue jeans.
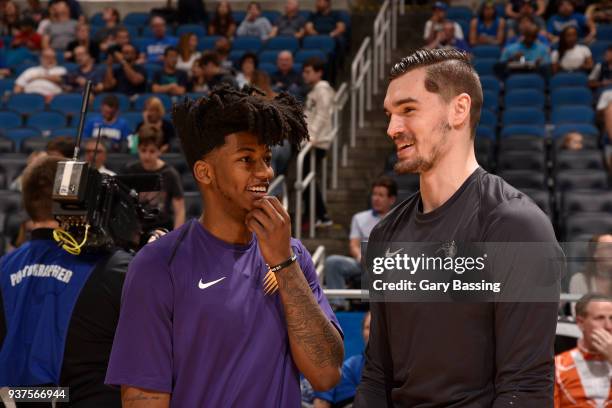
[324,255,362,307]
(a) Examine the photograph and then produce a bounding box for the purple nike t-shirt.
[105,219,342,407]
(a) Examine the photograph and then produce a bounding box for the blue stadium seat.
[49,93,83,116]
[258,50,280,64]
[232,36,262,53]
[456,19,470,40]
[336,312,366,358]
[302,35,336,54]
[264,36,299,53]
[498,169,547,189]
[5,128,41,151]
[27,111,67,131]
[12,63,36,77]
[198,35,221,51]
[123,112,143,131]
[176,24,207,37]
[50,128,78,138]
[5,48,37,66]
[295,49,327,63]
[551,87,593,107]
[473,58,497,76]
[479,75,500,94]
[92,93,131,112]
[551,106,595,125]
[483,90,499,112]
[447,6,473,21]
[262,10,281,23]
[0,136,15,153]
[598,25,612,41]
[143,63,162,81]
[479,109,497,128]
[123,12,149,26]
[298,10,312,21]
[591,41,611,62]
[502,108,545,126]
[259,62,277,76]
[141,27,155,38]
[232,11,247,24]
[500,125,546,138]
[0,111,21,129]
[0,78,13,95]
[552,124,600,138]
[133,93,173,111]
[476,125,495,140]
[132,37,151,53]
[550,72,589,90]
[90,12,105,26]
[506,73,545,91]
[5,93,45,115]
[504,89,545,109]
[473,45,501,59]
[229,50,246,67]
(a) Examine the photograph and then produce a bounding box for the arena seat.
[502,108,545,126]
[555,169,608,191]
[26,111,67,132]
[473,45,501,60]
[561,190,612,215]
[521,188,551,215]
[176,24,207,37]
[50,128,78,138]
[258,50,280,64]
[92,93,131,112]
[552,124,599,139]
[5,93,45,115]
[506,74,545,91]
[497,150,546,172]
[597,25,612,41]
[20,136,49,154]
[259,63,277,76]
[197,35,221,51]
[476,125,495,140]
[303,35,336,54]
[123,12,149,26]
[0,78,14,95]
[0,136,15,153]
[232,36,263,53]
[498,135,546,153]
[473,58,497,76]
[590,41,611,62]
[482,90,499,112]
[262,10,281,23]
[551,87,593,107]
[229,50,246,67]
[551,106,595,125]
[263,36,299,53]
[295,49,327,63]
[500,125,546,139]
[565,212,612,241]
[122,112,143,132]
[232,11,247,24]
[0,111,22,129]
[335,311,366,358]
[475,137,492,170]
[498,169,547,189]
[161,153,189,175]
[49,93,85,117]
[479,75,500,94]
[554,150,605,172]
[479,109,497,128]
[5,128,41,151]
[550,72,589,90]
[504,90,545,109]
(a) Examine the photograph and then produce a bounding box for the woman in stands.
[551,26,593,74]
[1,1,21,36]
[570,234,612,296]
[235,52,258,88]
[64,22,100,62]
[208,0,236,39]
[176,33,201,76]
[469,1,505,46]
[135,97,176,151]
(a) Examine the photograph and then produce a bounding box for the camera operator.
[0,155,131,407]
[103,43,146,96]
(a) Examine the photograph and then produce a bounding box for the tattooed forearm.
[121,387,170,408]
[275,262,344,369]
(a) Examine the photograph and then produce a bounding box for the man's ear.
[193,159,213,185]
[450,92,471,130]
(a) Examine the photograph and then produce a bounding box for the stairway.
[301,6,430,256]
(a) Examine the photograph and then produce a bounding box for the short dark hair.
[575,293,612,318]
[248,1,261,10]
[101,94,120,110]
[200,51,220,67]
[389,49,483,137]
[138,124,164,148]
[172,85,309,170]
[164,46,178,57]
[46,136,75,158]
[303,57,325,73]
[22,155,62,222]
[240,52,259,69]
[109,7,120,21]
[372,175,397,197]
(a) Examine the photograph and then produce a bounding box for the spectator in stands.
[269,0,306,39]
[237,2,272,40]
[235,52,258,88]
[94,7,120,46]
[586,1,612,24]
[144,16,178,64]
[103,43,147,95]
[83,138,115,176]
[560,131,585,150]
[506,0,547,39]
[13,47,66,101]
[506,0,546,21]
[46,136,74,157]
[124,124,185,231]
[426,21,471,53]
[177,0,208,25]
[214,36,234,71]
[554,294,612,406]
[41,0,77,50]
[551,26,592,74]
[190,58,208,92]
[152,46,189,96]
[208,0,237,38]
[547,0,595,44]
[176,33,201,76]
[469,1,505,46]
[423,1,464,46]
[10,17,42,50]
[499,23,550,75]
[64,45,104,93]
[1,1,20,36]
[64,23,100,63]
[590,46,612,141]
[83,94,131,151]
[303,56,334,227]
[21,0,47,28]
[313,312,371,407]
[324,177,397,310]
[135,96,175,149]
[199,51,238,89]
[305,0,345,40]
[271,50,303,96]
[49,0,82,22]
[570,235,612,296]
[251,70,275,98]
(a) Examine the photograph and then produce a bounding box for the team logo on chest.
[263,268,278,295]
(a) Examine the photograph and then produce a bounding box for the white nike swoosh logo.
[198,277,226,289]
[385,248,403,257]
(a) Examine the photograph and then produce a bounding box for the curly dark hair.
[172,84,309,170]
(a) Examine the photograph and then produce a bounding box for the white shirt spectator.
[15,65,67,95]
[305,80,335,150]
[424,20,464,40]
[551,45,592,71]
[176,52,201,75]
[349,209,381,240]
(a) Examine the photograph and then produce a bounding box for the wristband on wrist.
[268,253,297,273]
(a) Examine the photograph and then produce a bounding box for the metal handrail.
[312,245,326,284]
[330,82,348,191]
[350,36,373,147]
[373,0,391,94]
[268,175,288,210]
[294,142,316,240]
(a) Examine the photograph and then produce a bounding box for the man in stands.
[499,23,550,75]
[152,47,188,96]
[271,50,302,95]
[95,7,121,46]
[199,51,238,89]
[269,0,306,39]
[314,312,371,408]
[590,46,612,144]
[83,138,115,176]
[324,177,397,310]
[554,294,612,406]
[547,0,596,44]
[425,21,471,53]
[506,0,547,38]
[423,2,464,46]
[64,45,104,93]
[13,47,66,101]
[305,0,345,40]
[144,16,178,64]
[236,2,272,40]
[41,0,77,50]
[83,94,132,152]
[103,43,147,95]
[355,48,561,406]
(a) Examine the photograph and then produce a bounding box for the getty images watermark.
[362,242,566,302]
